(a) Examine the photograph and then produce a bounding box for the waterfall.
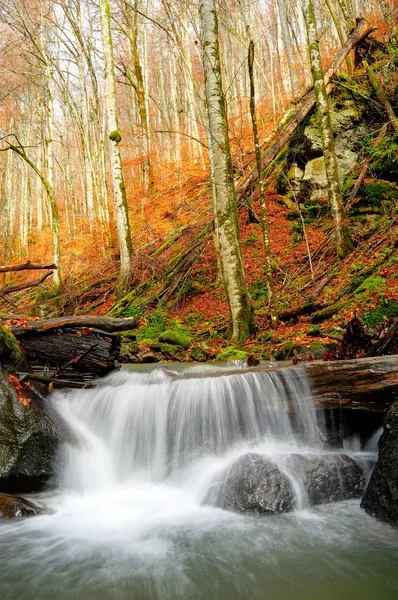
[53,366,322,495]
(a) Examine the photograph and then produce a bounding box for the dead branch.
[0,272,53,295]
[0,261,57,274]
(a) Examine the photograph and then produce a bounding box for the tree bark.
[99,0,134,293]
[303,0,353,259]
[11,316,139,337]
[0,262,57,274]
[248,39,279,328]
[199,0,255,344]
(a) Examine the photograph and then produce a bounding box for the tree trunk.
[248,39,279,329]
[99,0,134,294]
[199,0,255,344]
[303,0,353,259]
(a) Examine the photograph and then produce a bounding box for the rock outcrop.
[361,401,398,526]
[0,325,58,493]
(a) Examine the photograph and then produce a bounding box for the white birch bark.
[303,0,353,259]
[99,0,134,292]
[199,0,254,343]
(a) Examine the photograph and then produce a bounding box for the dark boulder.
[0,326,58,494]
[361,401,398,526]
[211,453,295,514]
[0,493,41,519]
[288,453,366,505]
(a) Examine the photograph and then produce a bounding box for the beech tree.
[303,0,353,259]
[99,0,134,293]
[199,0,254,343]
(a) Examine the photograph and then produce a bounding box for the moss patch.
[158,329,192,350]
[216,346,248,361]
[363,299,398,329]
[0,326,25,369]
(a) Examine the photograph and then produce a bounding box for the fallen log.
[18,373,95,389]
[305,355,398,411]
[12,315,138,337]
[18,328,121,380]
[236,18,374,200]
[0,272,53,295]
[0,261,56,273]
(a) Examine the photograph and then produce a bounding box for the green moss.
[358,181,398,207]
[0,325,25,368]
[109,130,122,143]
[216,346,248,361]
[158,329,192,349]
[355,276,386,295]
[363,299,398,329]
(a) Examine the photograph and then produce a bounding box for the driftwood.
[0,261,56,273]
[12,315,138,337]
[305,355,398,412]
[0,272,53,295]
[18,327,121,380]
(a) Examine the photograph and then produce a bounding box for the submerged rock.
[0,493,41,519]
[288,453,366,505]
[211,453,295,515]
[361,402,398,526]
[207,452,366,515]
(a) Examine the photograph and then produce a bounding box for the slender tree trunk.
[275,0,299,95]
[199,0,255,343]
[248,40,279,328]
[303,0,353,259]
[99,0,134,293]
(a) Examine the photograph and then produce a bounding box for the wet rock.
[139,352,160,363]
[0,493,41,519]
[190,345,209,362]
[361,402,398,526]
[288,454,366,505]
[0,332,58,494]
[214,453,295,515]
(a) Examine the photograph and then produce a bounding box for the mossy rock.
[190,345,209,362]
[0,326,26,370]
[150,343,180,360]
[158,330,192,350]
[363,299,398,329]
[357,181,398,208]
[273,342,298,361]
[216,347,249,361]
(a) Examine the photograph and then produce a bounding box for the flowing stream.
[0,364,397,599]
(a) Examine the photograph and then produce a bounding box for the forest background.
[0,0,397,363]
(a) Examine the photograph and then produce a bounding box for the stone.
[158,329,192,350]
[288,454,366,505]
[0,493,41,519]
[138,352,160,363]
[0,367,58,493]
[212,453,295,515]
[190,345,209,362]
[361,401,398,526]
[303,150,358,201]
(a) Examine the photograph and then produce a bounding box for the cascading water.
[1,364,397,600]
[55,366,321,497]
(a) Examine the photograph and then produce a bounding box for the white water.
[1,365,397,600]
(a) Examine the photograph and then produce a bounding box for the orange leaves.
[7,374,31,407]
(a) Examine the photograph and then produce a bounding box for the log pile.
[11,316,139,387]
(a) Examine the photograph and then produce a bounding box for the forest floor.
[2,41,398,363]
